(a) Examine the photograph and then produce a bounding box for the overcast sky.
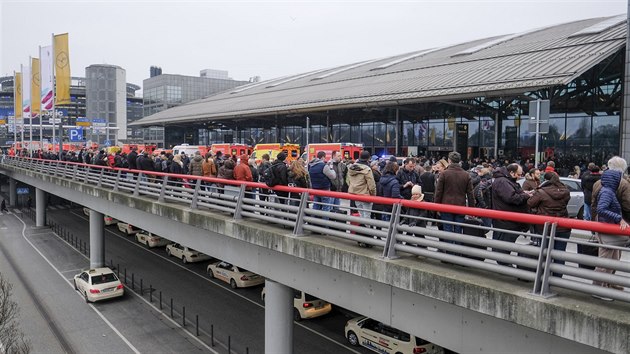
[1,0,627,94]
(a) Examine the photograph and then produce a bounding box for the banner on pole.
[54,33,71,105]
[14,72,22,119]
[40,45,53,111]
[31,57,41,116]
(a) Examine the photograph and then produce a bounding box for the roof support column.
[9,177,16,207]
[494,111,499,160]
[395,108,400,156]
[89,209,105,269]
[621,4,630,160]
[264,278,293,353]
[35,187,46,227]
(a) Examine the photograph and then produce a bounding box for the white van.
[172,144,204,157]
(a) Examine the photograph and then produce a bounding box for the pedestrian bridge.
[1,157,628,354]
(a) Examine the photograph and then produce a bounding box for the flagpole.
[38,46,43,150]
[28,56,33,153]
[51,33,56,155]
[12,71,17,151]
[20,64,24,147]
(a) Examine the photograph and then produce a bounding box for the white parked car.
[83,207,118,225]
[165,243,211,264]
[73,267,124,303]
[117,222,140,235]
[135,231,169,248]
[207,260,264,289]
[345,316,444,354]
[261,287,332,321]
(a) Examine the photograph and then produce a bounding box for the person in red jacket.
[234,154,253,198]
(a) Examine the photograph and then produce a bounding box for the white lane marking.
[12,214,141,354]
[68,209,362,353]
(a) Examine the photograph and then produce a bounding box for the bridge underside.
[2,166,626,354]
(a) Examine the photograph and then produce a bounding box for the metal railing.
[4,156,630,303]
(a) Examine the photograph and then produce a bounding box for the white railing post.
[158,176,168,202]
[233,184,247,220]
[292,192,310,236]
[191,179,202,209]
[382,203,402,259]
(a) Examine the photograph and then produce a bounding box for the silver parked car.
[517,177,584,218]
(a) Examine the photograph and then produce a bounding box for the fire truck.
[304,143,363,162]
[210,144,252,157]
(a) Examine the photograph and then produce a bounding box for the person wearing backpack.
[269,152,289,204]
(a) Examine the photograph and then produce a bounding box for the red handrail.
[12,156,630,236]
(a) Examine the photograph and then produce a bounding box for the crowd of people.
[7,146,629,299]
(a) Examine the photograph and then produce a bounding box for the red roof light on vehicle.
[89,289,100,294]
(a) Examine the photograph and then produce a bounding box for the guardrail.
[3,156,629,303]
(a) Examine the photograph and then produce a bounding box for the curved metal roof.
[132,15,627,127]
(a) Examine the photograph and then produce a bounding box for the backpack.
[263,164,278,187]
[474,178,493,209]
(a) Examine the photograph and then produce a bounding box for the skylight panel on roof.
[265,68,332,88]
[569,14,626,37]
[230,76,291,94]
[452,33,522,57]
[312,58,383,80]
[371,47,442,70]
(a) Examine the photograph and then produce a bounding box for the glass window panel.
[373,122,386,147]
[592,115,620,163]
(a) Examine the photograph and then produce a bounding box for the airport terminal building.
[133,15,628,166]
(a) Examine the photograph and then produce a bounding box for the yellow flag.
[14,72,22,118]
[31,57,41,116]
[54,33,71,105]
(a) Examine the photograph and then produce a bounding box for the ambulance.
[210,144,252,157]
[304,143,363,162]
[251,143,300,162]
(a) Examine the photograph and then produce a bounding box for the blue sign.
[92,118,106,123]
[69,128,84,142]
[16,187,29,195]
[104,140,111,147]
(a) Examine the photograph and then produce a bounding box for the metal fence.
[4,156,630,303]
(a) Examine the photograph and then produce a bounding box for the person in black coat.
[127,148,138,170]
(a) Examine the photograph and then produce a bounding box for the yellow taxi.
[135,231,170,248]
[345,316,444,354]
[207,260,264,289]
[73,267,124,303]
[165,243,211,264]
[261,287,332,321]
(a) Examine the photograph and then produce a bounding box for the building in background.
[142,69,249,147]
[86,64,128,145]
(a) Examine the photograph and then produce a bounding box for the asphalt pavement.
[0,207,216,354]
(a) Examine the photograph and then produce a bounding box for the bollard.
[132,273,135,290]
[79,240,82,253]
[228,336,231,353]
[170,298,173,318]
[124,268,127,284]
[196,315,199,336]
[159,291,162,310]
[246,347,249,354]
[182,306,186,327]
[117,264,120,278]
[150,285,153,302]
[211,324,214,347]
[110,259,114,268]
[140,279,143,296]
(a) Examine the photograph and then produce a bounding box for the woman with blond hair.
[288,159,310,205]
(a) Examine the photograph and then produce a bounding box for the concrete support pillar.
[35,188,46,227]
[89,209,105,269]
[264,279,293,354]
[9,178,16,207]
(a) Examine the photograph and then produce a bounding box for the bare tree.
[0,274,29,354]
